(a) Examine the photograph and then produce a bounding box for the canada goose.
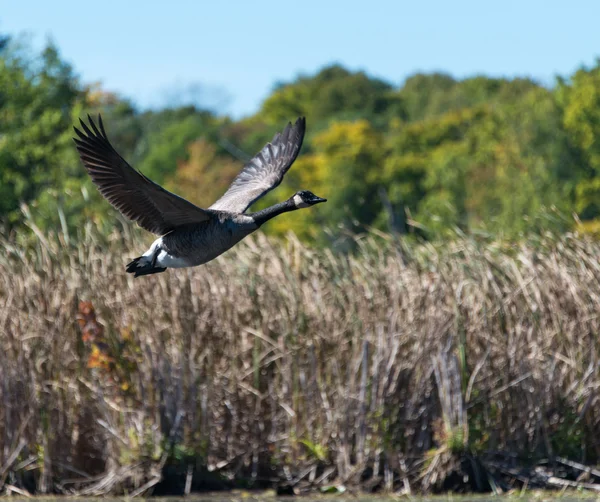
[73,115,326,277]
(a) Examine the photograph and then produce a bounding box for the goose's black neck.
[251,198,296,227]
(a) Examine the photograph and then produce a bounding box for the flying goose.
[73,115,326,277]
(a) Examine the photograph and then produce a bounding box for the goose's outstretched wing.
[209,117,306,214]
[74,115,212,235]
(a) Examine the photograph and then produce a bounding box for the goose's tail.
[126,256,167,278]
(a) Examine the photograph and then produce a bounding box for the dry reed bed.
[0,229,600,495]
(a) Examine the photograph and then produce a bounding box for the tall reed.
[0,226,599,495]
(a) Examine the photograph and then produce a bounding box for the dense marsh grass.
[1,226,600,495]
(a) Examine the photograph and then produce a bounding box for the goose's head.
[292,190,327,209]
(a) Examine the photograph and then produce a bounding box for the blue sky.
[3,0,599,117]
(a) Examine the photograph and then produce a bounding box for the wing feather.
[74,115,212,235]
[209,117,306,213]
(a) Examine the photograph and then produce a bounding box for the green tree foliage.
[383,108,485,235]
[0,38,82,231]
[397,73,540,122]
[397,87,574,238]
[1,37,598,243]
[166,138,242,209]
[556,60,600,225]
[135,108,223,185]
[261,64,404,128]
[266,120,385,241]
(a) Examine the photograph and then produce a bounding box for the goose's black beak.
[314,196,327,204]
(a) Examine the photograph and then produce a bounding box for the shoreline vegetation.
[1,227,600,496]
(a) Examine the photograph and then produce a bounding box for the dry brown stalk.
[0,228,600,494]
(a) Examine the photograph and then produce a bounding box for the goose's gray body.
[147,213,257,269]
[73,115,326,277]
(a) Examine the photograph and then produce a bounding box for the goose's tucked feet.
[133,266,167,278]
[126,256,167,277]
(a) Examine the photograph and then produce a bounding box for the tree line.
[2,35,600,244]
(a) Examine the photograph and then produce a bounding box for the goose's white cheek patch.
[293,194,310,208]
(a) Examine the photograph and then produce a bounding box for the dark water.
[7,496,600,502]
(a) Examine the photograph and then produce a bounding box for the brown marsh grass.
[1,226,600,495]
